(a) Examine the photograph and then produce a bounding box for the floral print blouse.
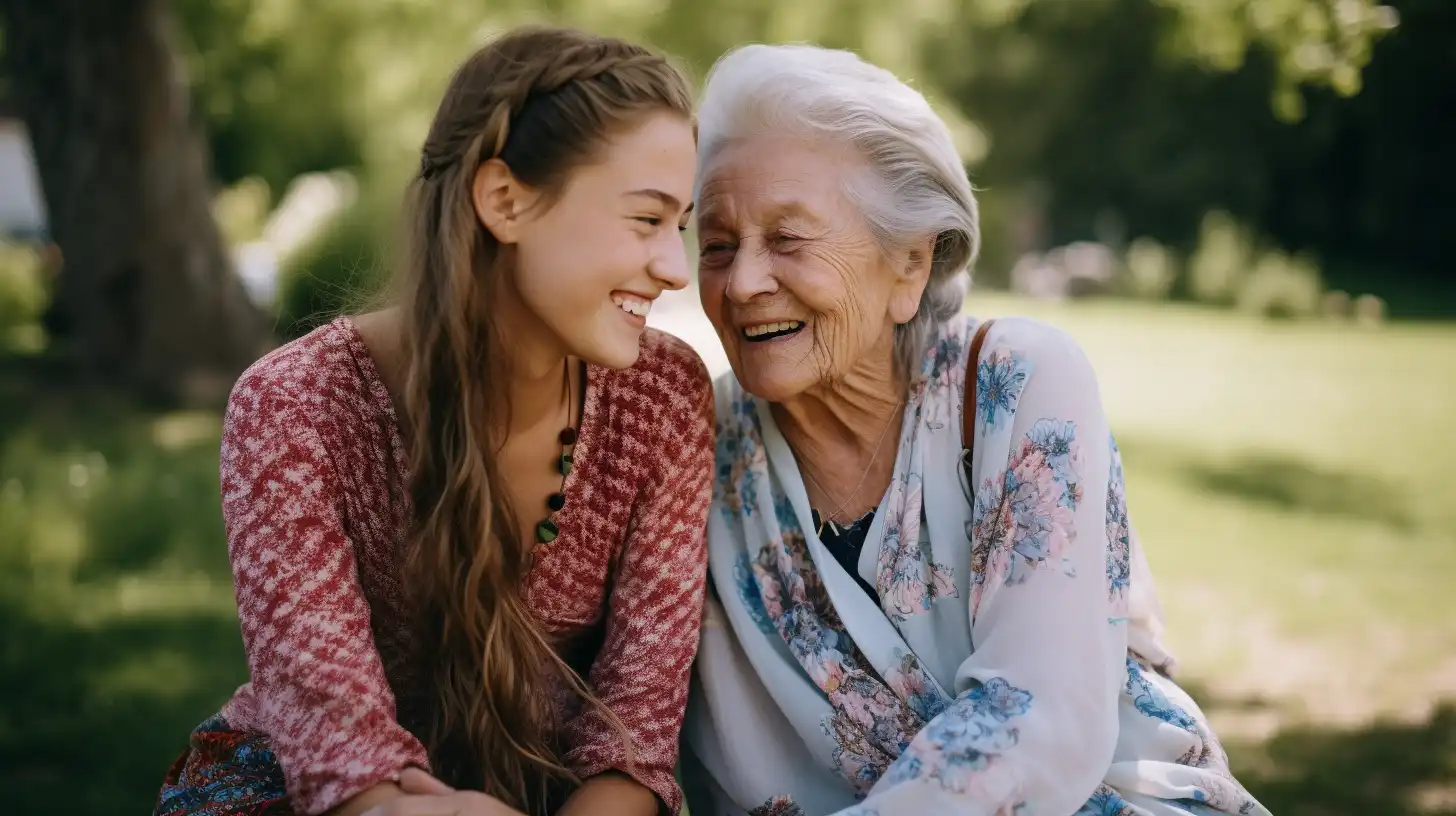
[680,315,1269,816]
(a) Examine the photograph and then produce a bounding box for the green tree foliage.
[149,0,1447,314]
[171,0,367,193]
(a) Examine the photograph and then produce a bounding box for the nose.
[725,244,777,305]
[648,234,691,292]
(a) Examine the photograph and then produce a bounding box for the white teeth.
[743,321,804,338]
[612,295,652,317]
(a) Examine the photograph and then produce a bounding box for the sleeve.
[851,325,1127,815]
[560,362,715,815]
[220,377,429,815]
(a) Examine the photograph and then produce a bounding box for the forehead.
[567,112,696,204]
[697,137,861,227]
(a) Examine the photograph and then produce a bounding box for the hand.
[360,769,527,816]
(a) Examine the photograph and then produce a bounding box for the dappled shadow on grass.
[0,598,248,815]
[1185,453,1413,531]
[1112,435,1413,531]
[1179,679,1456,815]
[1241,708,1456,815]
[0,379,247,815]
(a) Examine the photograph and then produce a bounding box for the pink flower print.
[878,473,958,622]
[969,420,1083,614]
[885,648,950,722]
[750,795,807,816]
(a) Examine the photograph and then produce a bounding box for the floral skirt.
[154,714,292,816]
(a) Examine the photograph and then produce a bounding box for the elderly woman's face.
[696,138,929,402]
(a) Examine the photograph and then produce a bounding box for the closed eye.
[699,241,737,265]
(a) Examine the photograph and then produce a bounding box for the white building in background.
[0,105,48,241]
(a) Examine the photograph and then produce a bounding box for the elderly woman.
[678,44,1270,816]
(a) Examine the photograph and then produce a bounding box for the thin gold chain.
[801,402,902,537]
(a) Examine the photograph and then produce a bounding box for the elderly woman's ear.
[888,233,939,325]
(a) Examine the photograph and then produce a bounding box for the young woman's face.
[507,111,697,370]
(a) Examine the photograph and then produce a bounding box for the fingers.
[399,767,456,795]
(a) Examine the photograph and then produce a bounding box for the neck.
[353,298,572,447]
[772,330,906,518]
[496,286,572,435]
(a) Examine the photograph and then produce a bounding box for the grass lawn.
[2,295,1453,814]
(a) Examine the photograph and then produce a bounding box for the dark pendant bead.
[558,427,577,445]
[535,518,559,543]
[558,453,573,476]
[546,492,565,512]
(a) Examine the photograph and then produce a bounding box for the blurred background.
[1,0,1453,813]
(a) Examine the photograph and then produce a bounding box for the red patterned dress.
[155,318,715,815]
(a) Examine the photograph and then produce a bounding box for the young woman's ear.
[472,159,529,244]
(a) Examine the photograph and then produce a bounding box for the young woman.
[154,26,713,816]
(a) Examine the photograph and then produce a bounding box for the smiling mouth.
[742,321,805,342]
[612,293,653,318]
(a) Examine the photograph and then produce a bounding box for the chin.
[579,334,643,370]
[733,367,810,404]
[560,314,644,370]
[597,344,643,370]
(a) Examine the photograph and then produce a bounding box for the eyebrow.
[625,188,694,215]
[698,200,823,231]
[766,201,821,226]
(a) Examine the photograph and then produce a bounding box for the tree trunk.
[0,0,270,404]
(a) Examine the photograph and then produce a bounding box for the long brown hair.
[396,26,693,813]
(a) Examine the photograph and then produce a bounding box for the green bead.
[558,453,573,476]
[535,518,559,543]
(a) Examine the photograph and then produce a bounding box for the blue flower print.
[1125,657,1199,737]
[714,392,767,522]
[880,678,1033,791]
[1076,784,1137,816]
[734,552,777,634]
[1027,418,1081,503]
[1105,434,1132,616]
[975,348,1030,431]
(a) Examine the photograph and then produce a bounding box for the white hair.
[695,43,979,373]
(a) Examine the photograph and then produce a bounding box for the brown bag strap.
[960,319,996,486]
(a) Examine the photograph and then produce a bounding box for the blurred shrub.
[1321,289,1353,320]
[212,177,272,246]
[1236,249,1325,320]
[1121,236,1180,301]
[971,187,1017,291]
[1187,210,1256,306]
[0,241,49,353]
[1352,292,1388,327]
[274,196,392,340]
